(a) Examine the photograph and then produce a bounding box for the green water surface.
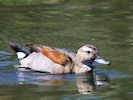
[0,0,133,100]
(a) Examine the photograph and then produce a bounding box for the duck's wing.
[26,44,44,52]
[55,48,76,61]
[27,44,72,65]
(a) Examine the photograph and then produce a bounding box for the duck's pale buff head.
[76,44,98,62]
[74,44,110,73]
[73,44,98,73]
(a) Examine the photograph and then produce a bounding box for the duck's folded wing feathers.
[26,44,72,66]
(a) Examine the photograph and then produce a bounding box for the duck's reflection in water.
[16,68,109,94]
[76,73,95,94]
[76,73,109,94]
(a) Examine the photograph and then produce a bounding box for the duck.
[8,42,110,74]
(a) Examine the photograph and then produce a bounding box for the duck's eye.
[93,47,97,51]
[87,51,91,53]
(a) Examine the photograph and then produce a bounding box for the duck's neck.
[73,53,93,73]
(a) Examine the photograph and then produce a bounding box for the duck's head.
[76,44,97,62]
[76,44,110,68]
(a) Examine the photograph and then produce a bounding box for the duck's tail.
[8,42,31,59]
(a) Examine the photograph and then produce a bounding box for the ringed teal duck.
[8,42,110,74]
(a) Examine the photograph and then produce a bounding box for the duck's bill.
[93,57,110,66]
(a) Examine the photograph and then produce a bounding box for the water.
[0,0,133,100]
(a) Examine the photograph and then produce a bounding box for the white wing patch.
[17,52,26,59]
